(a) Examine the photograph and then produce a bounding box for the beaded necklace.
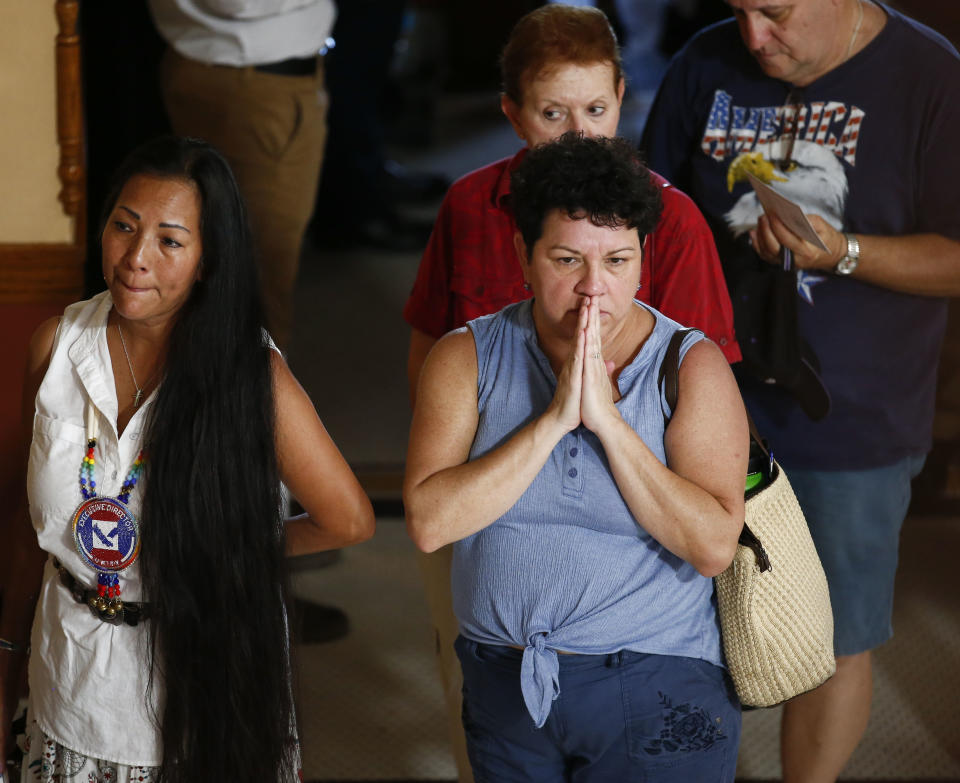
[71,400,145,619]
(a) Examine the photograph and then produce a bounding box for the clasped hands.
[750,210,847,270]
[547,295,621,437]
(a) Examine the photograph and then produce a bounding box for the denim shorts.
[786,454,925,656]
[455,636,741,783]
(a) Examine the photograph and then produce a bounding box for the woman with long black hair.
[0,136,375,782]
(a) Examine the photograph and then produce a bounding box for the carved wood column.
[0,0,87,305]
[55,0,85,245]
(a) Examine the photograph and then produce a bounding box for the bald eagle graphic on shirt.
[698,89,865,304]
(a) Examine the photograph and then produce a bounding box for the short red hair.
[500,5,623,105]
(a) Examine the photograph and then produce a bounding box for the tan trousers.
[418,545,474,783]
[160,49,328,350]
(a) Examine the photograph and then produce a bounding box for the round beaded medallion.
[72,496,141,574]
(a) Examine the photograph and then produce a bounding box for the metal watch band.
[834,233,860,275]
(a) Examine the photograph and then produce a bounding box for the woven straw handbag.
[660,329,836,707]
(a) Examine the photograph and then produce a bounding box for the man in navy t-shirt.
[643,0,960,778]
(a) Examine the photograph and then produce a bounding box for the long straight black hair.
[101,136,294,781]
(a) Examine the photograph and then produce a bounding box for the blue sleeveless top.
[451,299,724,728]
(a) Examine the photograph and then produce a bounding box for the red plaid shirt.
[404,149,741,362]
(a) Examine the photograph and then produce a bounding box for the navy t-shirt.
[642,5,960,469]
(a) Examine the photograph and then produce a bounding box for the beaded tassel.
[97,572,121,598]
[92,572,123,616]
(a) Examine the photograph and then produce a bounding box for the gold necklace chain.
[844,0,865,62]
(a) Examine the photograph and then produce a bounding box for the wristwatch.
[834,233,860,275]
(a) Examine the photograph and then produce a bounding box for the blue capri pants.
[455,636,741,783]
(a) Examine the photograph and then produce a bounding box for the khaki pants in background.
[418,545,475,783]
[160,49,328,350]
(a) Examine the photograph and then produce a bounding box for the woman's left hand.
[579,296,620,435]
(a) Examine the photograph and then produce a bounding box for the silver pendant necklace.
[116,323,155,407]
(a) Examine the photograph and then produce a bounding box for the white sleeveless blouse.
[27,291,162,766]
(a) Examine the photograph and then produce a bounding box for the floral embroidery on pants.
[642,691,725,755]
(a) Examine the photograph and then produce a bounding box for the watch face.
[836,256,858,275]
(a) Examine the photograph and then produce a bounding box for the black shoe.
[290,598,351,644]
[381,160,450,203]
[357,212,434,252]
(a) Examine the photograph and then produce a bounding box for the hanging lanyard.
[70,400,145,617]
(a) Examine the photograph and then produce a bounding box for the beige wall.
[0,0,74,244]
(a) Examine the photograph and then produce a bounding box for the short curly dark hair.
[511,132,663,254]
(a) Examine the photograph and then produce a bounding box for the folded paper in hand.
[746,172,829,251]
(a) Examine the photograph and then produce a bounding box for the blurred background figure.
[149,0,333,352]
[311,0,450,252]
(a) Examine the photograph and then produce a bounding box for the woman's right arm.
[403,326,581,553]
[1,317,59,774]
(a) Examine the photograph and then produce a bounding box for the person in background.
[0,137,374,782]
[403,5,739,779]
[149,0,333,351]
[311,0,449,252]
[642,0,960,778]
[405,132,747,782]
